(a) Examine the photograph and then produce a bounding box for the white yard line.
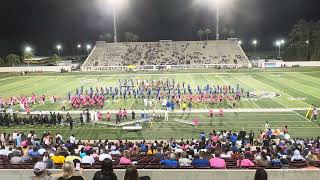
[231,76,262,109]
[260,73,320,99]
[254,73,311,107]
[0,77,13,81]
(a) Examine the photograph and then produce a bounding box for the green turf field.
[0,68,319,139]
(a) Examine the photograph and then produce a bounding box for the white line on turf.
[0,77,13,81]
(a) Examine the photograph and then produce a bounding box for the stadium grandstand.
[81,40,251,71]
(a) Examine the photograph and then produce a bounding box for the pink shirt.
[209,157,226,168]
[119,157,131,165]
[238,159,255,167]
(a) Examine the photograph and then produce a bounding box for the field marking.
[263,73,320,99]
[230,76,263,109]
[129,99,136,110]
[284,72,320,86]
[0,77,13,81]
[251,74,310,107]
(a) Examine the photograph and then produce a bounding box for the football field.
[0,68,319,139]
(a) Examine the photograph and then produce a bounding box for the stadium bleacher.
[81,40,250,70]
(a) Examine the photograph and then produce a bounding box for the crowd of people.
[68,79,244,110]
[118,42,246,66]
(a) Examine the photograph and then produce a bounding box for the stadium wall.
[284,61,320,67]
[1,169,319,180]
[0,66,71,72]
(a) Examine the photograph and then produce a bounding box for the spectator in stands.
[0,145,8,156]
[51,152,65,165]
[124,166,150,180]
[93,158,117,180]
[254,168,268,180]
[54,161,85,180]
[99,149,112,162]
[291,150,305,161]
[238,153,255,167]
[81,151,95,165]
[31,161,54,180]
[192,151,209,167]
[209,151,226,168]
[160,152,179,168]
[65,150,81,163]
[120,150,132,165]
[256,152,270,167]
[179,151,192,167]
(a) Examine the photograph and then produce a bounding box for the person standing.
[132,111,135,120]
[312,107,317,121]
[164,111,169,122]
[79,113,84,126]
[249,130,255,146]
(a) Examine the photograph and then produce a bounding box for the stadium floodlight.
[56,44,62,55]
[275,40,285,57]
[238,41,242,45]
[77,44,81,55]
[25,46,32,53]
[306,40,309,44]
[252,40,258,56]
[109,0,125,43]
[86,44,92,55]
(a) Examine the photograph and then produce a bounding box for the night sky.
[0,0,320,56]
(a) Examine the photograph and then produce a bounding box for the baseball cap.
[34,162,47,172]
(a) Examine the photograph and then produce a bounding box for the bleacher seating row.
[1,155,319,170]
[81,40,250,69]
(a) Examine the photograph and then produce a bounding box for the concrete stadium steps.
[81,40,250,69]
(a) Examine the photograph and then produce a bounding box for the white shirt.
[70,136,76,144]
[82,156,95,165]
[0,149,9,156]
[38,148,46,155]
[99,154,112,161]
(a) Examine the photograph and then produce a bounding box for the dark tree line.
[284,19,320,61]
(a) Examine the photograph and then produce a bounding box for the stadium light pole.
[276,40,285,57]
[56,45,62,56]
[86,44,92,55]
[306,40,310,61]
[77,44,81,55]
[216,0,220,40]
[25,46,32,66]
[252,40,257,57]
[110,0,118,43]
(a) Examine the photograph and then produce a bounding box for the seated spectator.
[124,166,150,180]
[65,150,82,163]
[51,152,66,165]
[0,145,8,156]
[209,151,226,168]
[254,168,268,180]
[43,152,54,169]
[53,161,85,180]
[192,151,209,167]
[30,161,53,180]
[179,152,192,167]
[10,154,22,164]
[220,149,231,158]
[119,150,132,165]
[93,158,117,180]
[99,149,112,161]
[153,148,164,158]
[256,152,270,167]
[160,153,179,168]
[291,150,305,161]
[238,154,255,167]
[81,151,95,165]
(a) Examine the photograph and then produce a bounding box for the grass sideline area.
[0,67,319,139]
